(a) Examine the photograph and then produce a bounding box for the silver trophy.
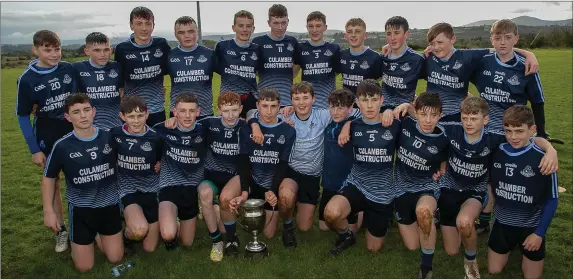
[238,199,273,258]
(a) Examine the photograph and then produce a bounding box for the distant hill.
[464,16,572,27]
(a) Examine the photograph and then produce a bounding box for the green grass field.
[1,49,571,279]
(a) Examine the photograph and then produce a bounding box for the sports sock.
[421,248,435,271]
[59,223,67,232]
[210,230,222,243]
[479,212,491,224]
[464,249,477,261]
[283,219,293,229]
[224,221,237,241]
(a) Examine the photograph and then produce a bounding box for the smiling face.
[173,101,199,129]
[344,24,367,48]
[504,123,535,149]
[430,32,456,59]
[121,109,149,134]
[307,19,326,43]
[385,25,409,52]
[233,16,255,43]
[33,44,62,68]
[291,91,315,118]
[415,107,441,134]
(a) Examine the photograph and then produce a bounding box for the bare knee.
[180,238,194,248]
[143,245,156,253]
[278,190,296,210]
[129,224,149,241]
[324,206,341,224]
[319,221,330,232]
[297,221,312,232]
[367,243,383,253]
[74,262,94,273]
[106,253,123,264]
[445,246,459,256]
[199,187,213,206]
[488,265,503,275]
[416,207,433,233]
[161,229,177,242]
[220,196,232,211]
[456,217,474,238]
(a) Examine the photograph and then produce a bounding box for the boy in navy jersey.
[110,96,162,254]
[337,18,382,95]
[423,22,539,122]
[392,93,449,279]
[252,4,298,107]
[168,16,216,119]
[17,30,75,252]
[215,10,260,118]
[380,16,425,111]
[294,11,340,109]
[43,93,122,272]
[73,32,122,130]
[114,6,171,126]
[220,88,295,248]
[153,93,207,250]
[488,105,559,279]
[324,80,399,257]
[319,88,363,233]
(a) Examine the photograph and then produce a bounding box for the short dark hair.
[427,22,454,43]
[258,87,280,102]
[503,105,535,128]
[234,10,254,25]
[328,88,355,108]
[268,4,288,19]
[307,11,326,24]
[130,6,154,24]
[292,81,314,97]
[356,79,381,98]
[65,93,92,113]
[175,16,197,27]
[120,96,147,114]
[33,30,60,47]
[460,96,488,115]
[175,93,198,106]
[414,92,442,113]
[385,16,409,32]
[85,32,109,46]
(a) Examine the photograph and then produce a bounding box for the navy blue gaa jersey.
[394,116,449,196]
[201,117,246,175]
[110,125,163,197]
[215,39,259,96]
[44,128,118,208]
[440,123,506,192]
[73,60,122,129]
[114,35,171,113]
[167,45,216,115]
[252,34,298,106]
[295,41,340,109]
[16,60,76,119]
[345,117,400,204]
[490,140,558,227]
[473,53,544,131]
[238,119,296,189]
[381,47,425,107]
[337,47,382,94]
[322,117,355,191]
[153,122,208,188]
[424,49,489,116]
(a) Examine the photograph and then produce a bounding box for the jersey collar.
[464,128,485,144]
[266,32,285,41]
[387,45,409,59]
[177,44,199,52]
[350,46,369,56]
[122,124,150,136]
[232,38,250,48]
[28,59,58,74]
[439,48,457,62]
[177,122,196,132]
[258,118,282,128]
[415,120,444,137]
[129,33,153,48]
[309,40,326,47]
[88,59,106,69]
[73,127,99,141]
[219,117,240,128]
[500,138,534,156]
[494,51,520,68]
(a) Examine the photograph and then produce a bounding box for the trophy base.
[245,245,268,259]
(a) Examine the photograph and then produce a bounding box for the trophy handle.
[236,206,248,231]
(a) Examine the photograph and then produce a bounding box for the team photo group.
[16,3,562,279]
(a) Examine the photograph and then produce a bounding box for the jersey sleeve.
[439,121,460,137]
[488,130,507,150]
[161,41,172,76]
[16,76,34,116]
[281,127,296,162]
[44,142,64,178]
[467,48,491,64]
[372,54,383,79]
[525,73,545,104]
[113,45,123,63]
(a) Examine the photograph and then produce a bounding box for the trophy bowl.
[238,199,270,258]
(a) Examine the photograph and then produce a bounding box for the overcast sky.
[1,1,572,44]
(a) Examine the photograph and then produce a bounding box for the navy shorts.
[339,183,394,238]
[318,188,358,224]
[488,219,546,261]
[438,188,487,227]
[394,190,439,225]
[68,203,122,245]
[158,185,199,221]
[202,170,236,204]
[121,191,159,223]
[286,167,321,205]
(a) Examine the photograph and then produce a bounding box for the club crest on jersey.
[194,136,203,143]
[480,147,490,156]
[507,75,520,86]
[141,142,152,152]
[63,74,72,84]
[324,49,333,57]
[520,165,535,177]
[452,61,462,70]
[382,130,393,140]
[108,69,118,78]
[250,52,258,60]
[287,44,294,51]
[277,135,285,144]
[103,144,112,155]
[400,63,411,71]
[427,145,438,154]
[360,61,369,69]
[197,55,207,63]
[154,49,163,58]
